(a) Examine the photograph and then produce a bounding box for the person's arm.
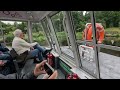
[0,60,46,79]
[0,60,58,79]
[0,71,37,79]
[98,30,105,44]
[20,39,37,48]
[0,73,17,79]
[19,39,32,48]
[31,42,38,47]
[18,71,37,79]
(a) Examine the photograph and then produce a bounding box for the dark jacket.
[0,50,16,75]
[0,71,37,79]
[0,45,9,52]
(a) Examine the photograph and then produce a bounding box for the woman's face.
[20,32,24,39]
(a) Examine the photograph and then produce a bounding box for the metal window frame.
[40,21,52,48]
[68,11,99,78]
[49,11,75,59]
[47,11,60,17]
[48,11,120,79]
[41,18,58,51]
[63,15,72,49]
[63,11,82,68]
[43,18,53,41]
[41,18,52,39]
[90,11,100,79]
[46,19,57,49]
[49,11,66,52]
[27,20,33,43]
[46,15,61,54]
[59,55,76,68]
[91,11,120,79]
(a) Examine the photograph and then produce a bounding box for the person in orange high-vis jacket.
[83,23,105,44]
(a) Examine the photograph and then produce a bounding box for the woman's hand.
[30,47,34,50]
[0,60,5,67]
[42,70,58,79]
[48,70,58,79]
[34,60,47,77]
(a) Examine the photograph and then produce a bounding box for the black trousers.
[0,61,16,75]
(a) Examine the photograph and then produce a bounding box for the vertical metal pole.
[27,21,33,43]
[63,11,82,68]
[46,23,57,51]
[40,21,52,48]
[63,17,71,49]
[90,11,100,79]
[46,16,61,54]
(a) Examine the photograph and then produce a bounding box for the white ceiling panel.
[0,11,52,21]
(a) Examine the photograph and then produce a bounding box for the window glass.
[71,11,96,76]
[95,11,120,78]
[32,22,49,47]
[51,11,74,58]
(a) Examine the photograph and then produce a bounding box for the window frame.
[49,11,75,60]
[40,18,53,48]
[69,11,99,78]
[93,11,120,79]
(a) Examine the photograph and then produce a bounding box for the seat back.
[9,48,18,60]
[10,49,29,72]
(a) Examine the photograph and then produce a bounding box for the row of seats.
[10,48,37,73]
[0,43,36,74]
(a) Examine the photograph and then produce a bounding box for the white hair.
[13,29,23,37]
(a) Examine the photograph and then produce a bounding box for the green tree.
[95,11,120,28]
[17,22,27,33]
[51,11,64,32]
[32,23,43,32]
[72,11,90,32]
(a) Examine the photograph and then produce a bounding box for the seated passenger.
[0,60,58,79]
[0,43,12,62]
[12,29,52,63]
[0,59,16,75]
[0,43,9,53]
[0,51,16,75]
[0,60,11,75]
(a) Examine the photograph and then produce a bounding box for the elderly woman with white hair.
[12,29,52,63]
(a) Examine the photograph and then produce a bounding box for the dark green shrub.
[76,32,83,40]
[5,34,14,43]
[56,32,68,46]
[33,35,48,46]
